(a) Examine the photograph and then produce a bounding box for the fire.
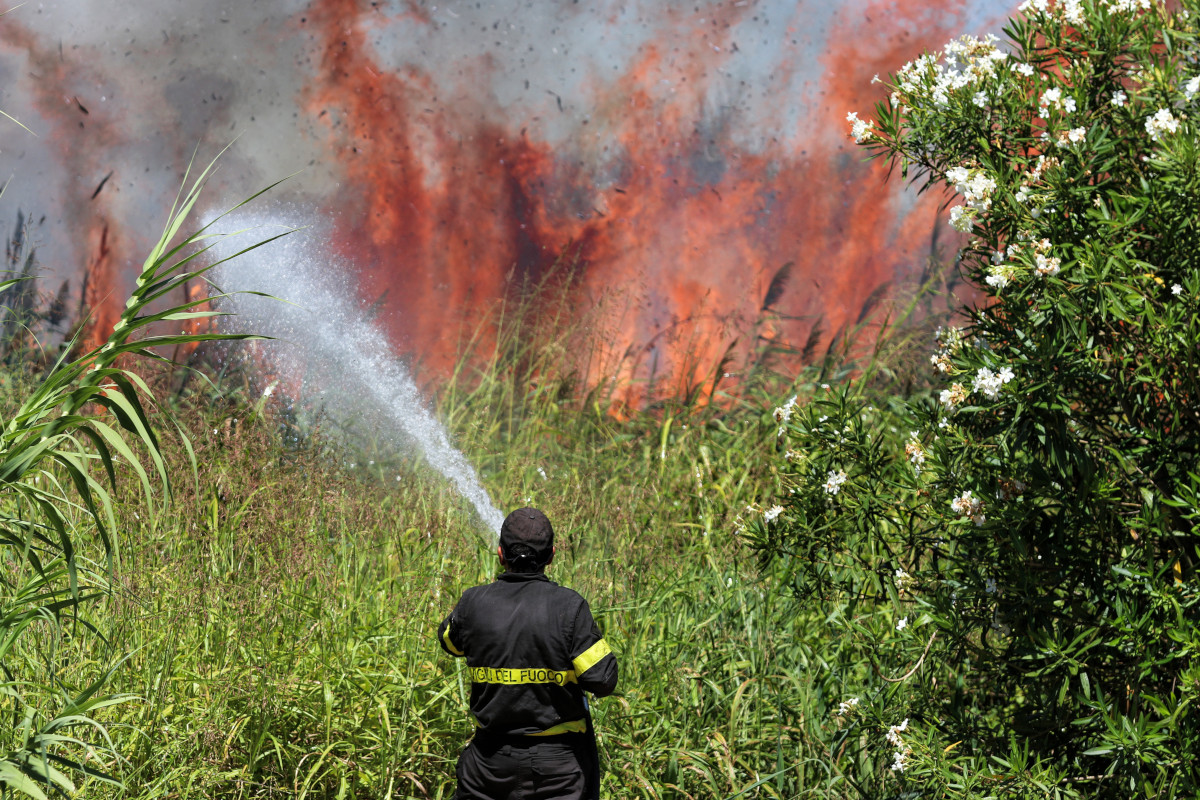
[0,19,132,356]
[81,222,120,354]
[1,0,1012,405]
[301,0,975,405]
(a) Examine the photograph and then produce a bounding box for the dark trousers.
[454,733,598,800]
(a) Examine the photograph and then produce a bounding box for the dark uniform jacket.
[438,571,618,736]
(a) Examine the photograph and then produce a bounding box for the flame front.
[0,0,1016,400]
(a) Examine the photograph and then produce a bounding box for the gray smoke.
[0,0,1015,295]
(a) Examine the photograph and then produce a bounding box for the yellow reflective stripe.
[442,625,464,656]
[572,639,611,676]
[469,667,577,686]
[472,719,588,736]
[528,719,587,736]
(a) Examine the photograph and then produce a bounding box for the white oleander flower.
[1103,0,1152,13]
[1035,252,1062,277]
[1111,89,1127,107]
[1039,87,1061,114]
[949,204,974,232]
[904,434,926,472]
[946,167,997,214]
[1063,0,1085,26]
[896,616,908,631]
[1172,283,1183,296]
[986,264,1016,290]
[847,111,873,143]
[834,697,860,716]
[1146,108,1179,141]
[773,394,798,436]
[763,505,784,523]
[973,366,1015,399]
[951,490,986,525]
[940,383,969,412]
[886,718,909,746]
[823,470,848,495]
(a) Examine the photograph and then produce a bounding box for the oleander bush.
[747,1,1200,797]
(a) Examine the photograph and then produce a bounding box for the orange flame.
[2,0,1012,406]
[81,222,121,354]
[300,0,975,405]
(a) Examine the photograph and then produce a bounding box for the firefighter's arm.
[571,600,618,697]
[438,608,467,658]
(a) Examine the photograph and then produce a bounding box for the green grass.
[0,328,874,799]
[0,181,948,798]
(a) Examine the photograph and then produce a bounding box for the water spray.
[207,211,505,537]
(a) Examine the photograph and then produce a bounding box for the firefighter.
[438,507,619,800]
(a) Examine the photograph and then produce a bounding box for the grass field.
[0,161,942,797]
[97,372,847,799]
[0,315,890,800]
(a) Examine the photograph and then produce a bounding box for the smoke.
[0,0,1018,392]
[208,210,506,537]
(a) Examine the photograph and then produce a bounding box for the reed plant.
[0,153,292,798]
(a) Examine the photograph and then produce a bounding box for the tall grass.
[0,191,956,797]
[54,259,953,799]
[81,408,848,799]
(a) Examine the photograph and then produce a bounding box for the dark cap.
[499,506,554,564]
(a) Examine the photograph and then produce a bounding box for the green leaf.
[0,761,49,800]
